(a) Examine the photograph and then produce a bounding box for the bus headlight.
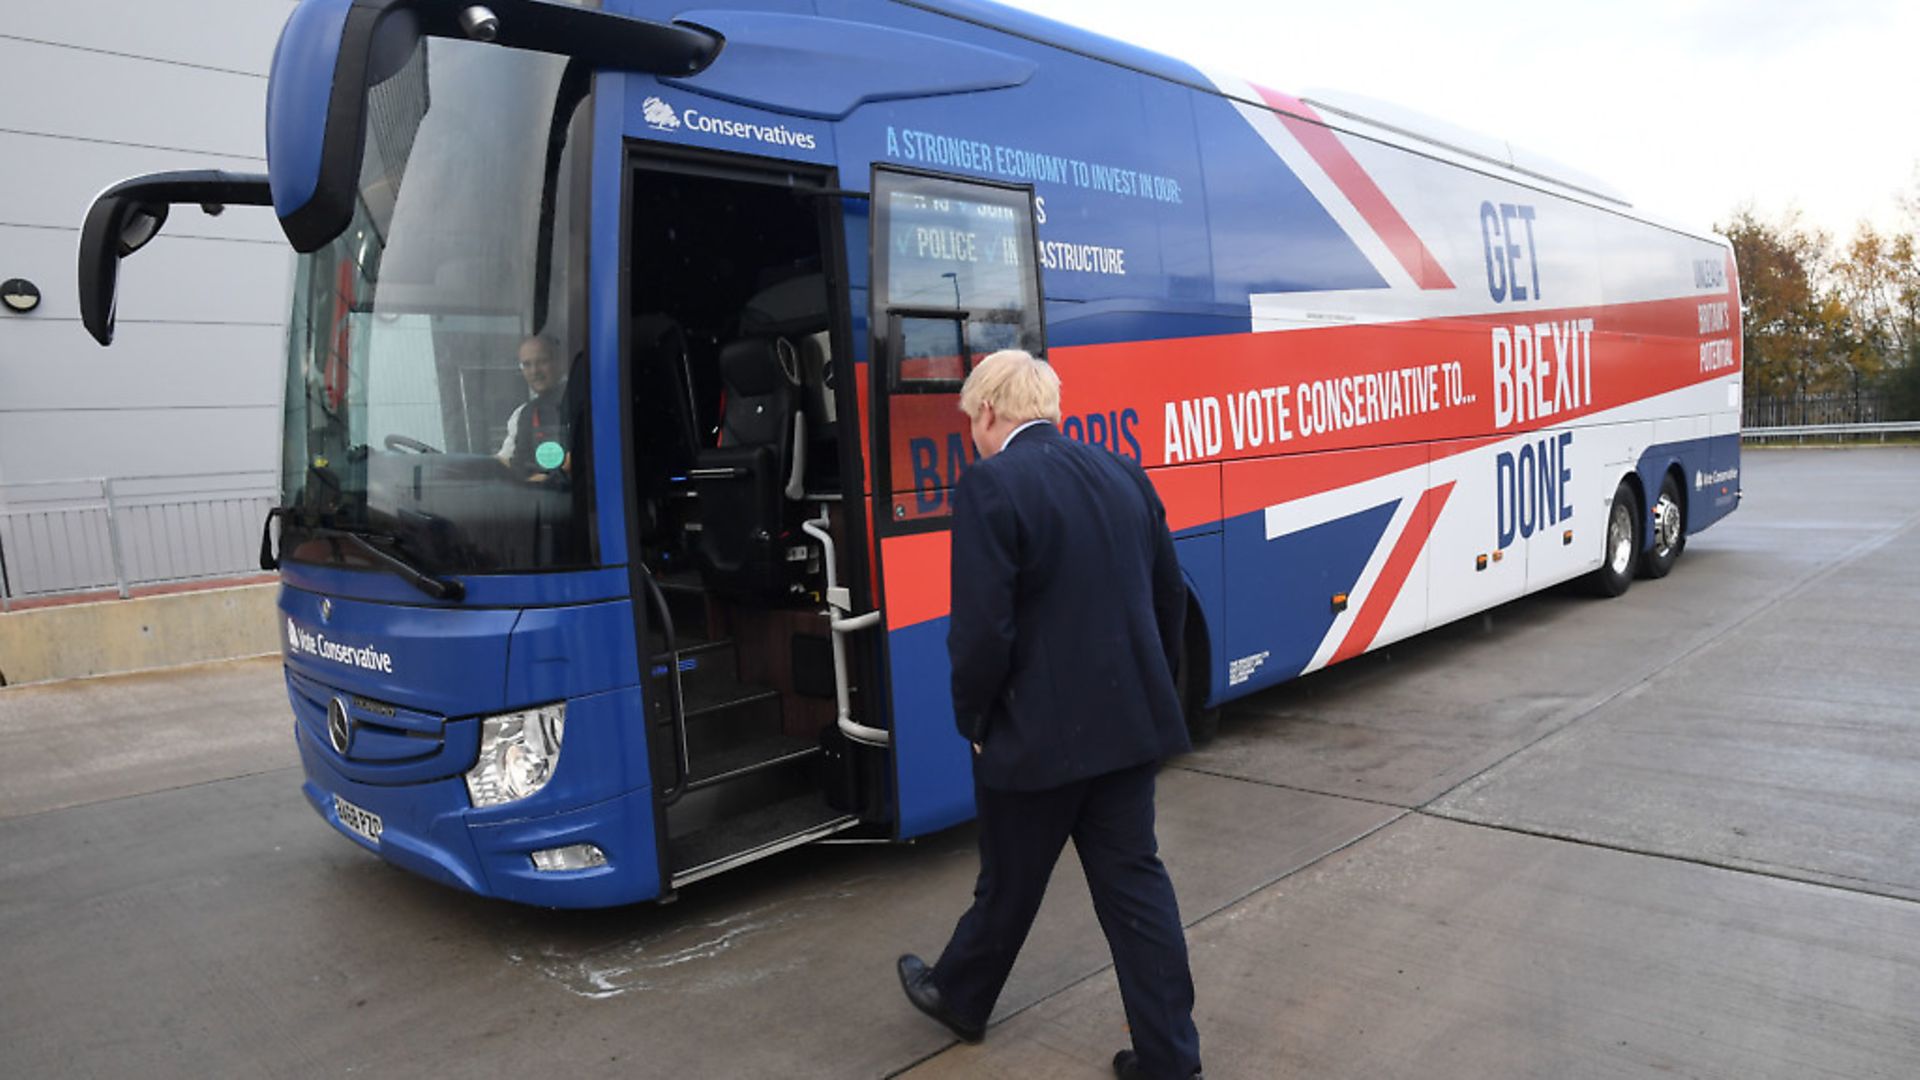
[465,704,565,808]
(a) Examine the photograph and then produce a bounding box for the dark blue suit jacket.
[947,423,1190,791]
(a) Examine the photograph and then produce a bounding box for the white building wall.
[0,1,298,488]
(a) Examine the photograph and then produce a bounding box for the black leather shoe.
[896,954,984,1043]
[1113,1049,1203,1079]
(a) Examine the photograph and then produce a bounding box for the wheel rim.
[1652,493,1681,558]
[1608,500,1634,575]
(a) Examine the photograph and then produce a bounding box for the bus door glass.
[869,167,1044,837]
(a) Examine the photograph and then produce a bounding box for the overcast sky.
[995,0,1920,241]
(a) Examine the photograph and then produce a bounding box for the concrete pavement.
[911,449,1920,1078]
[3,447,1918,1078]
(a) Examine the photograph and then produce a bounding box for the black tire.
[1176,623,1220,745]
[1639,472,1686,579]
[1586,480,1640,597]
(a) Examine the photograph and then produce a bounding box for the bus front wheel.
[1588,480,1641,597]
[1640,472,1686,579]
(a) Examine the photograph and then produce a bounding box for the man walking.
[897,350,1203,1079]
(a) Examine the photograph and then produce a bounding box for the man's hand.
[972,742,982,755]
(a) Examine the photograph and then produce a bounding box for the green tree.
[1871,172,1920,417]
[1832,224,1919,373]
[1721,208,1835,400]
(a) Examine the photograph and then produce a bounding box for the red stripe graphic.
[1148,462,1223,534]
[880,530,952,631]
[1046,291,1737,472]
[1252,86,1456,291]
[1223,442,1422,522]
[1330,481,1456,664]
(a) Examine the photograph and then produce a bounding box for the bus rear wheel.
[1640,473,1686,579]
[1587,480,1640,597]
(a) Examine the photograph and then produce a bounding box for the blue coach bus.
[79,0,1740,907]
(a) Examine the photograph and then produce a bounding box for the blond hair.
[959,349,1061,424]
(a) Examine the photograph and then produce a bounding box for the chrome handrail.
[801,510,890,747]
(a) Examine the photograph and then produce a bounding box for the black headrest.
[719,338,784,397]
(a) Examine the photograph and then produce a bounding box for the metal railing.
[1745,390,1897,429]
[0,471,278,611]
[1743,421,1920,441]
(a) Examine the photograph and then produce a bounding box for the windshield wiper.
[328,528,465,602]
[263,508,464,602]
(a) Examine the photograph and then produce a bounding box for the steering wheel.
[384,434,442,454]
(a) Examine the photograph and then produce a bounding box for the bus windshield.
[279,30,594,577]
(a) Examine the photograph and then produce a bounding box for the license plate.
[333,794,384,844]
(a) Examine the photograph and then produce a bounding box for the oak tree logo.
[643,96,681,131]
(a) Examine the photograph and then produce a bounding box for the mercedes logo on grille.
[327,696,353,755]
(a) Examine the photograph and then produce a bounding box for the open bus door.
[624,149,884,888]
[867,167,1047,839]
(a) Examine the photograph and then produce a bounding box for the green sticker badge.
[535,441,566,470]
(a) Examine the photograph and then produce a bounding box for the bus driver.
[496,334,574,483]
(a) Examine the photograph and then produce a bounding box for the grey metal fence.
[0,472,278,611]
[1745,390,1899,428]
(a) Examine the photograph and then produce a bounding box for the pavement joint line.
[1172,498,1920,853]
[1168,506,1920,831]
[1412,501,1920,820]
[884,781,1920,1078]
[1180,749,1920,906]
[1173,807,1415,934]
[0,765,300,826]
[883,1039,963,1079]
[1415,807,1920,908]
[885,807,1417,1078]
[1168,761,1418,813]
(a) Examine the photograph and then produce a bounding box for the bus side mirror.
[268,0,723,254]
[78,171,273,346]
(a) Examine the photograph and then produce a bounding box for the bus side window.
[873,169,1046,520]
[897,315,970,386]
[872,169,1045,387]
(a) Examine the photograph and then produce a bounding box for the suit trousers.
[932,761,1201,1078]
